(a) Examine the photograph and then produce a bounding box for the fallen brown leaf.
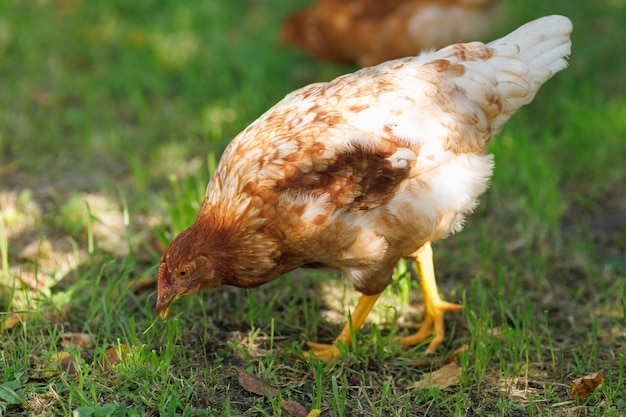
[232,366,312,415]
[102,344,134,369]
[232,366,278,397]
[19,238,53,261]
[43,352,79,378]
[60,333,93,349]
[408,361,462,390]
[442,343,469,364]
[3,313,23,331]
[281,400,308,417]
[571,372,604,399]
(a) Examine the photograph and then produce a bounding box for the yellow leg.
[399,242,462,353]
[304,292,382,360]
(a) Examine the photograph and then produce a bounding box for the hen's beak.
[156,294,178,319]
[156,261,201,319]
[156,262,175,319]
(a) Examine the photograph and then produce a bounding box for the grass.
[1,0,625,415]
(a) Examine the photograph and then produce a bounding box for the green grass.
[1,0,626,416]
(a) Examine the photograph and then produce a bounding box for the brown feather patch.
[266,144,412,212]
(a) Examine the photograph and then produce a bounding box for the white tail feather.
[488,15,572,115]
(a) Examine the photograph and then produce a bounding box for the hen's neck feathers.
[188,199,290,288]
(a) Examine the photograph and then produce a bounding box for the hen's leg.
[399,241,462,353]
[304,292,382,360]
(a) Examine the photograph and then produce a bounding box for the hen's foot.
[301,292,382,361]
[398,299,462,353]
[302,341,343,360]
[401,242,462,353]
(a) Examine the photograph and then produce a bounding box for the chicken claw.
[399,242,463,353]
[303,292,382,360]
[302,341,343,361]
[399,299,463,352]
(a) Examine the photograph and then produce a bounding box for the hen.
[157,16,572,359]
[281,0,501,66]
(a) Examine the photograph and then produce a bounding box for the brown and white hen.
[157,15,572,359]
[281,0,501,66]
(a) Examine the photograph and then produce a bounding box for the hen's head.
[156,224,222,319]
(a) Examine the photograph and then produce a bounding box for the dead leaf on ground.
[101,344,134,369]
[60,333,92,349]
[232,366,311,416]
[232,366,278,397]
[442,343,469,364]
[305,410,321,417]
[408,361,462,390]
[280,400,308,417]
[3,313,24,331]
[19,238,53,261]
[571,372,604,399]
[43,352,79,378]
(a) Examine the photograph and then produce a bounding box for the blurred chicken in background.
[281,0,502,66]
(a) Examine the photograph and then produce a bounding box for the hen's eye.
[177,267,190,279]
